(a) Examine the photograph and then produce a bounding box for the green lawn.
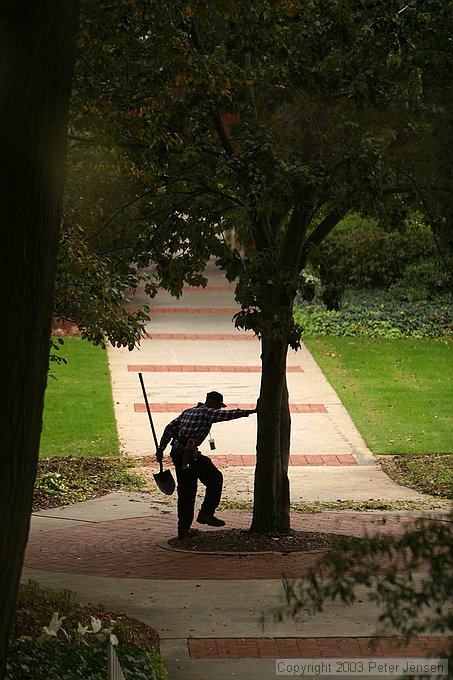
[40,339,119,458]
[304,337,452,455]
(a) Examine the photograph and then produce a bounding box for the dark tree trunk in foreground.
[0,3,79,675]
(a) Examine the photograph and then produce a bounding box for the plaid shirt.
[158,403,255,453]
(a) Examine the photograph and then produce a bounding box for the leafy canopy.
[62,0,452,347]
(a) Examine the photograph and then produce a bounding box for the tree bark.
[251,335,291,534]
[0,3,79,675]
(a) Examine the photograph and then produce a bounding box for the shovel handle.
[138,372,160,452]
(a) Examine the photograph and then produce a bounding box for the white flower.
[42,612,65,637]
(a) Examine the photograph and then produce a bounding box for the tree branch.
[86,188,155,242]
[190,17,237,158]
[254,214,274,250]
[212,113,236,157]
[68,134,151,150]
[398,170,452,270]
[300,211,345,267]
[281,195,312,274]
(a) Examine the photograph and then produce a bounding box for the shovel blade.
[154,468,175,495]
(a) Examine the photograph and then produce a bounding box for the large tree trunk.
[251,335,291,534]
[0,3,79,675]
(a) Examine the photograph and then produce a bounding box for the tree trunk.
[251,335,291,534]
[0,3,79,675]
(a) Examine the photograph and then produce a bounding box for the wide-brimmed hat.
[206,391,227,408]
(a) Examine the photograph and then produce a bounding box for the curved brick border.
[24,512,422,580]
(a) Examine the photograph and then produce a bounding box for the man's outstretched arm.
[207,406,257,423]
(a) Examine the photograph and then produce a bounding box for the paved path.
[23,260,450,679]
[107,258,430,504]
[109,259,373,461]
[25,509,422,579]
[24,496,450,680]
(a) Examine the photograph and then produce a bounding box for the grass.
[36,336,452,504]
[40,338,119,458]
[304,337,452,455]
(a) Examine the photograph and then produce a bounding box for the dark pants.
[171,450,223,533]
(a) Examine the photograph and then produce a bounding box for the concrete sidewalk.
[108,258,431,504]
[23,259,450,680]
[24,494,450,680]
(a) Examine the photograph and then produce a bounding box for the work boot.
[196,512,225,527]
[177,528,201,540]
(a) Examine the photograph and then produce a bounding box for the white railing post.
[107,643,126,680]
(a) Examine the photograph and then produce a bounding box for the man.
[156,391,257,540]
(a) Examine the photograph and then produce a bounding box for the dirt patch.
[33,457,145,511]
[167,528,359,553]
[378,453,453,499]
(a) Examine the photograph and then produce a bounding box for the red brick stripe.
[167,284,236,292]
[149,307,239,314]
[146,455,357,466]
[142,333,258,341]
[134,403,327,413]
[188,636,451,659]
[136,284,236,292]
[126,306,240,314]
[282,455,354,466]
[128,364,302,373]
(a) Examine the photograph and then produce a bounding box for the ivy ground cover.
[294,292,453,339]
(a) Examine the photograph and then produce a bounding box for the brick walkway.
[136,284,237,292]
[144,332,258,340]
[128,364,303,372]
[24,512,422,580]
[25,510,447,665]
[148,306,241,314]
[145,454,358,466]
[99,262,449,676]
[134,402,328,413]
[211,454,354,466]
[188,636,452,659]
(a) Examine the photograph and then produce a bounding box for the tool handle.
[138,372,160,452]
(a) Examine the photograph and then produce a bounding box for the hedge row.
[294,291,453,339]
[315,213,451,298]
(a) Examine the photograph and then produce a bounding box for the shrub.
[314,213,449,298]
[387,260,452,301]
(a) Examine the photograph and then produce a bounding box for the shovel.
[138,372,175,495]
